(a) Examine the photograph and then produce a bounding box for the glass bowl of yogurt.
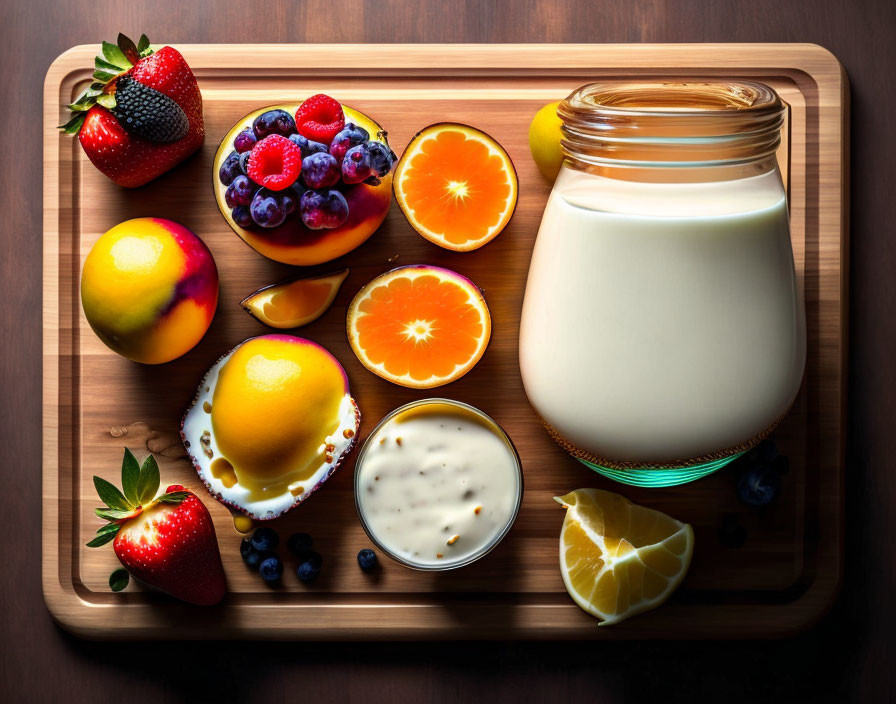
[354,398,523,571]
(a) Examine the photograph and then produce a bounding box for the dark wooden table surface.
[2,0,893,701]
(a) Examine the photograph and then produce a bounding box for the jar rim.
[561,80,782,118]
[559,79,786,167]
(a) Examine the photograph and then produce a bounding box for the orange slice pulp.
[393,123,518,252]
[240,269,348,329]
[556,489,694,626]
[346,265,491,388]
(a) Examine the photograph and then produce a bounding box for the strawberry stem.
[58,32,155,134]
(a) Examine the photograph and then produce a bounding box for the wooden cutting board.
[42,44,847,639]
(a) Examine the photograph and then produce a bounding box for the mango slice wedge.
[240,269,349,329]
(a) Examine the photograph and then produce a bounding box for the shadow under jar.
[519,80,806,487]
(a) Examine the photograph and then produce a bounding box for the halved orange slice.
[393,123,518,252]
[240,269,348,329]
[556,489,694,626]
[346,265,491,388]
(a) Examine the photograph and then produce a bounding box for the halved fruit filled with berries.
[214,95,396,266]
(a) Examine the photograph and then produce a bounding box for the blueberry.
[281,190,297,217]
[243,548,269,568]
[329,123,370,161]
[250,526,279,552]
[299,189,349,230]
[751,438,778,464]
[218,151,241,186]
[301,152,341,189]
[259,555,284,584]
[297,552,322,583]
[238,151,252,175]
[225,174,256,207]
[289,133,328,159]
[357,548,378,571]
[233,127,257,153]
[252,109,296,139]
[231,205,253,229]
[287,532,313,557]
[225,184,239,208]
[366,141,396,177]
[736,462,781,507]
[341,143,374,184]
[250,188,289,228]
[239,538,254,559]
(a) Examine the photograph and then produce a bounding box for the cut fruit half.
[213,103,392,266]
[346,265,491,388]
[555,488,694,626]
[241,269,349,329]
[393,123,518,252]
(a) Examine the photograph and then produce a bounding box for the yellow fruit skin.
[211,335,347,489]
[80,218,218,364]
[528,101,564,182]
[214,105,392,266]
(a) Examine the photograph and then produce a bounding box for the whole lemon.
[81,218,218,364]
[528,101,564,182]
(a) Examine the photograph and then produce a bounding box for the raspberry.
[294,94,345,144]
[247,134,301,191]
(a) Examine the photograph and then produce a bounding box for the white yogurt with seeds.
[355,399,522,569]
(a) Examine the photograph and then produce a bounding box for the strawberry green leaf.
[95,522,121,537]
[109,568,130,592]
[137,34,150,54]
[101,40,130,69]
[137,454,160,505]
[117,33,140,65]
[66,102,92,113]
[71,87,97,105]
[86,524,119,548]
[95,56,125,73]
[157,491,190,505]
[58,113,85,134]
[86,532,116,548]
[121,448,140,506]
[96,94,117,110]
[93,475,130,510]
[93,69,117,83]
[95,507,134,521]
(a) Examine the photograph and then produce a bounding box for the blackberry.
[112,76,189,143]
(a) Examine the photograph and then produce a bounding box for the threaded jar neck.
[559,80,785,168]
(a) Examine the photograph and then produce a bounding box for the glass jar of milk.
[519,80,805,487]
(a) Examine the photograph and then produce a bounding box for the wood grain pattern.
[42,44,846,639]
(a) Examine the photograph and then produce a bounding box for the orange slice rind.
[393,123,518,252]
[556,488,694,626]
[346,265,491,388]
[240,269,348,329]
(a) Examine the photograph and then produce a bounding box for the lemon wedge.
[555,488,694,626]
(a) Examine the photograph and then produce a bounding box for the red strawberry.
[88,449,226,606]
[294,94,345,144]
[60,33,204,188]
